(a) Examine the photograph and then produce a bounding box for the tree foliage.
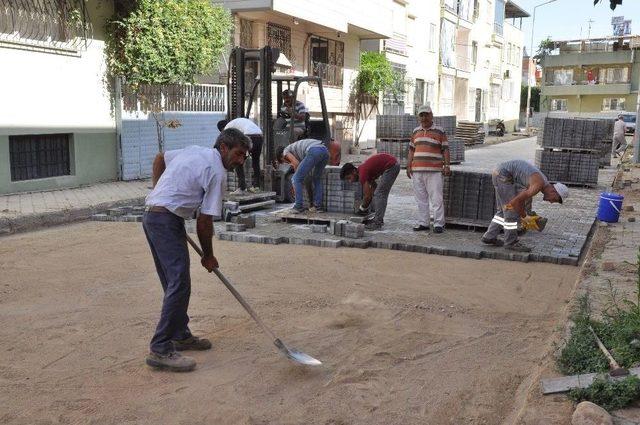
[593,0,622,10]
[105,0,233,90]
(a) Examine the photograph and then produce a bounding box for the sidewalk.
[0,180,150,236]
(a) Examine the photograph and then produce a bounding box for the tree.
[534,37,555,63]
[593,0,623,10]
[348,52,404,145]
[521,85,540,112]
[105,0,233,151]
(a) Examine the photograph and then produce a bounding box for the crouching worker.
[143,129,250,372]
[340,153,400,231]
[481,159,569,252]
[276,139,341,213]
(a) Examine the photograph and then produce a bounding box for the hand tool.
[589,325,628,377]
[186,234,322,366]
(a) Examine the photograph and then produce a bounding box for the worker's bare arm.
[507,173,545,217]
[196,213,218,271]
[362,181,374,209]
[151,153,166,187]
[284,153,300,170]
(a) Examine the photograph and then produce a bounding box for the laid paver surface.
[212,137,617,266]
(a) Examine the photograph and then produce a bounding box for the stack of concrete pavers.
[330,220,364,238]
[91,206,146,222]
[300,166,363,213]
[535,117,603,186]
[375,115,463,166]
[226,158,253,191]
[443,171,496,227]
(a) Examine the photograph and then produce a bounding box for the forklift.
[225,46,332,202]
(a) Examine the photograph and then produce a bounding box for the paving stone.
[629,217,636,223]
[91,214,110,221]
[624,205,634,212]
[107,208,126,216]
[232,213,256,229]
[225,223,246,232]
[602,261,615,271]
[121,214,142,222]
[310,224,328,233]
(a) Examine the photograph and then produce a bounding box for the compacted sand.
[0,221,578,424]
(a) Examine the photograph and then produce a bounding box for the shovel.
[185,234,322,366]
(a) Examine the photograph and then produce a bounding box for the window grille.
[9,134,71,181]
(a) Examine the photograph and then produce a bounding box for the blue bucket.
[597,192,624,223]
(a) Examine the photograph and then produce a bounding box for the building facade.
[0,1,117,195]
[540,35,640,115]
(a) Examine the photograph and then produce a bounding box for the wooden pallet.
[275,210,351,224]
[224,191,276,203]
[445,218,490,231]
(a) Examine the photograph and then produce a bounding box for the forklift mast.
[226,46,331,165]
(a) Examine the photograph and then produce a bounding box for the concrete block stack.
[443,171,496,226]
[91,206,145,223]
[455,121,485,145]
[226,158,253,191]
[535,117,602,186]
[375,114,463,166]
[330,220,364,238]
[301,166,363,213]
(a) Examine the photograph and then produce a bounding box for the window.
[603,98,626,111]
[383,62,407,115]
[428,23,436,52]
[309,36,344,87]
[494,0,505,35]
[473,0,480,21]
[0,0,90,51]
[426,81,435,107]
[9,134,71,181]
[471,41,478,66]
[490,84,500,108]
[599,67,630,84]
[546,69,574,86]
[551,99,568,111]
[516,47,521,64]
[267,22,293,61]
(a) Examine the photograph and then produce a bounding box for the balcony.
[490,65,502,83]
[542,50,633,68]
[542,83,631,96]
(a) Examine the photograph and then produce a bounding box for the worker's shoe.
[365,221,383,231]
[146,351,196,372]
[413,224,429,232]
[289,206,306,214]
[505,241,532,253]
[173,335,212,351]
[231,188,246,195]
[308,206,325,213]
[433,226,445,234]
[481,237,504,247]
[247,186,260,193]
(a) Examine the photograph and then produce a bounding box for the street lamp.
[525,0,558,135]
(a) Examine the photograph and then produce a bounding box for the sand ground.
[0,221,578,425]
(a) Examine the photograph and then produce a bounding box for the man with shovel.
[143,128,250,372]
[481,159,569,252]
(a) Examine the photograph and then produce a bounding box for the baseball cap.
[417,105,432,115]
[554,182,569,203]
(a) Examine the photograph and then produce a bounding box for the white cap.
[554,182,569,203]
[417,105,432,115]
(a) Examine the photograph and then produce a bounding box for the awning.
[505,0,530,18]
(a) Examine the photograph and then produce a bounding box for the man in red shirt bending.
[340,153,400,230]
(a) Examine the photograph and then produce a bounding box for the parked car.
[621,113,636,134]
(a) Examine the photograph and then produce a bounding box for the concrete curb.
[215,230,581,266]
[0,196,146,237]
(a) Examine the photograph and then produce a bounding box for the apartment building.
[0,1,117,194]
[540,35,640,115]
[213,0,393,138]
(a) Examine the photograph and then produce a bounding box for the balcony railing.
[493,22,503,37]
[310,61,344,87]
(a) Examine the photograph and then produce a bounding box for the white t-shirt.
[614,119,626,137]
[224,118,262,135]
[145,146,226,219]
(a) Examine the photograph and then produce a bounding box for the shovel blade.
[274,338,322,366]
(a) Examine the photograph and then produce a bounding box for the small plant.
[568,376,640,411]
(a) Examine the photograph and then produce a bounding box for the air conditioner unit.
[503,69,511,79]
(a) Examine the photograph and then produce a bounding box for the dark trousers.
[143,211,192,354]
[236,134,263,190]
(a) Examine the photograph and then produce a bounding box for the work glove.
[521,215,548,232]
[356,205,369,216]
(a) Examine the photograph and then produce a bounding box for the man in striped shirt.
[274,89,308,139]
[407,105,451,233]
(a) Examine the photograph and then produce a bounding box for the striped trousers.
[482,172,520,246]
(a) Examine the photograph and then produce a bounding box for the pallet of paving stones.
[297,165,363,214]
[443,171,496,229]
[449,137,465,164]
[455,121,485,145]
[538,117,612,151]
[91,206,146,222]
[535,149,599,187]
[375,138,410,168]
[376,114,457,139]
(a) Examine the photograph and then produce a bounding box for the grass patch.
[568,376,640,411]
[557,249,640,410]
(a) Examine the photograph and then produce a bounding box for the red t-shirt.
[358,153,398,185]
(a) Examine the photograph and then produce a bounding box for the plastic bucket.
[597,192,624,223]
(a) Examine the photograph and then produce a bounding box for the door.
[475,88,482,122]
